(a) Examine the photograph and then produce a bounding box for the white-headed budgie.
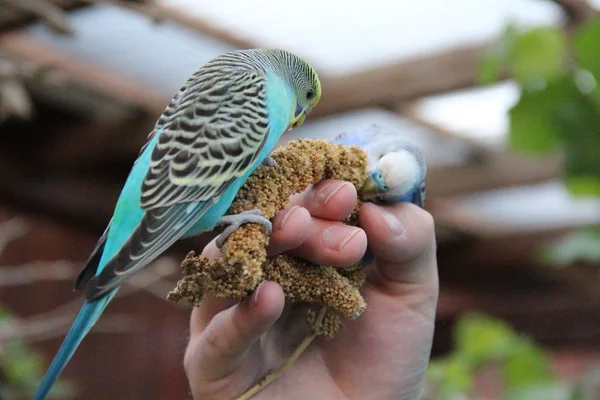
[333,125,427,265]
[34,49,321,400]
[333,124,426,207]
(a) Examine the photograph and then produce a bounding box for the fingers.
[184,281,285,382]
[269,179,367,266]
[286,220,366,267]
[286,180,358,221]
[196,179,366,326]
[359,202,437,293]
[267,205,312,256]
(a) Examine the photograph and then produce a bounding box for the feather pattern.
[34,48,321,400]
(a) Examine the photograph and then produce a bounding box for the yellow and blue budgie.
[34,49,321,400]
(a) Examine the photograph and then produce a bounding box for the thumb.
[184,281,285,391]
[358,202,437,294]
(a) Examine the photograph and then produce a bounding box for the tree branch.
[4,0,75,35]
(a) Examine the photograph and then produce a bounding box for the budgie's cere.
[34,48,321,400]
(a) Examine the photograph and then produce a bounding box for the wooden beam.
[425,197,498,238]
[75,1,256,49]
[121,2,258,50]
[550,0,597,27]
[314,42,496,117]
[400,103,492,162]
[426,151,562,196]
[0,32,167,114]
[43,112,157,170]
[0,0,84,32]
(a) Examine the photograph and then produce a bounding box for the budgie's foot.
[261,156,278,168]
[215,209,272,248]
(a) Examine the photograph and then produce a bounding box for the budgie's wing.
[75,88,198,290]
[83,69,273,300]
[333,124,419,165]
[140,70,270,209]
[332,124,383,148]
[75,223,109,290]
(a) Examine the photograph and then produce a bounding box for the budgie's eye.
[306,89,315,100]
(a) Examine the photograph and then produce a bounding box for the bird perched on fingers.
[34,49,321,400]
[333,124,427,207]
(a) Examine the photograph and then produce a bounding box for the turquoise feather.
[34,49,318,400]
[101,132,161,266]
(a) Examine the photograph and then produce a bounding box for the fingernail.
[316,182,348,205]
[378,207,404,237]
[251,282,264,307]
[323,226,361,251]
[275,206,300,232]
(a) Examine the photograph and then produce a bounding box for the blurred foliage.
[542,226,600,269]
[0,306,74,400]
[479,18,600,196]
[479,17,600,268]
[421,313,600,400]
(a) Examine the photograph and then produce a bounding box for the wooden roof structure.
[0,0,599,398]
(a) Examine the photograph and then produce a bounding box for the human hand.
[184,179,438,400]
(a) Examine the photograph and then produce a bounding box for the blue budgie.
[333,124,426,207]
[34,49,321,400]
[333,125,427,265]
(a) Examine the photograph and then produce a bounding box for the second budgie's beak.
[359,175,379,197]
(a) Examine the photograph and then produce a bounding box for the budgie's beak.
[289,113,306,130]
[288,104,311,130]
[359,175,379,197]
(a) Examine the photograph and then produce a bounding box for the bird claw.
[261,156,278,168]
[215,209,272,248]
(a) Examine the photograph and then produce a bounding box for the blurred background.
[1,0,599,399]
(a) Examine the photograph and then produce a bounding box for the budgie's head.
[361,142,426,206]
[259,49,321,130]
[333,125,426,207]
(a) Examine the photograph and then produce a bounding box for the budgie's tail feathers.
[34,293,115,400]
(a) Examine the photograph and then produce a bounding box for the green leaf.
[555,86,600,196]
[508,78,572,155]
[565,176,600,196]
[503,382,574,400]
[574,16,600,94]
[479,24,519,84]
[502,338,553,389]
[510,27,567,86]
[426,357,473,399]
[3,340,43,385]
[543,228,600,267]
[455,313,515,366]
